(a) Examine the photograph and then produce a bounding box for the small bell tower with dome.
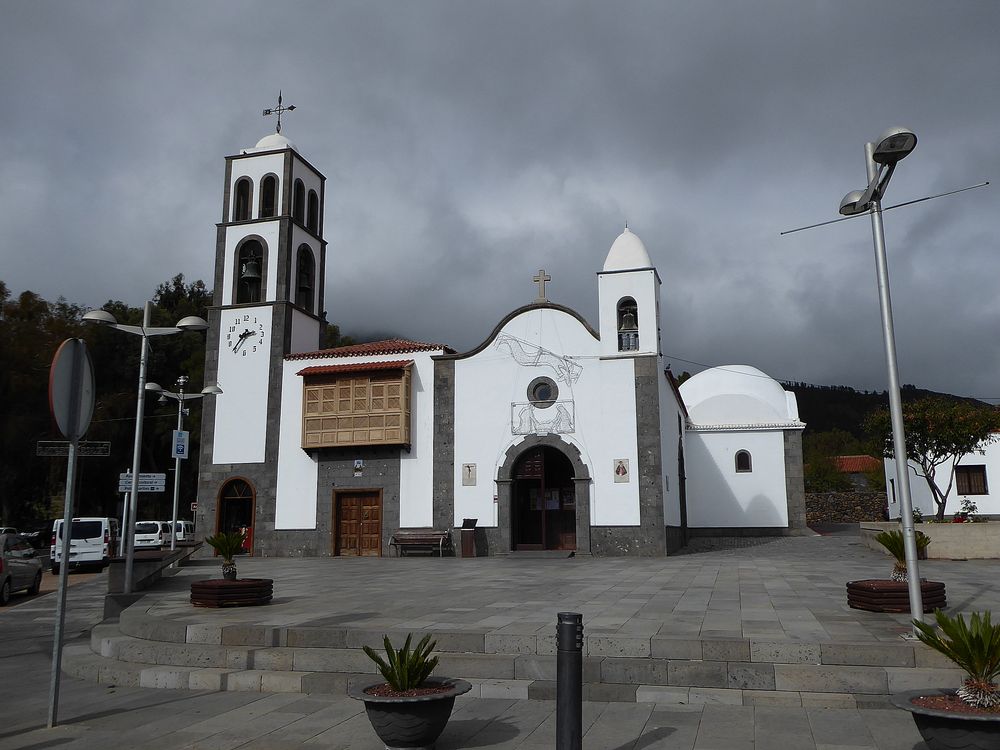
[198,106,328,513]
[597,227,662,358]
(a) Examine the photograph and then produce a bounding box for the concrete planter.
[860,521,1000,560]
[349,677,471,749]
[891,689,1000,750]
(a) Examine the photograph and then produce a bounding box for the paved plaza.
[2,531,997,748]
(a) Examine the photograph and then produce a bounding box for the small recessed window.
[292,179,306,224]
[234,177,253,221]
[526,377,558,409]
[259,175,277,218]
[956,465,988,495]
[735,450,752,473]
[307,189,319,233]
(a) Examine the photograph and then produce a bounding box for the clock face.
[225,312,266,359]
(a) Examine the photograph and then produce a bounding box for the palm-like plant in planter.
[350,633,470,749]
[892,610,1000,749]
[875,528,930,581]
[204,530,246,580]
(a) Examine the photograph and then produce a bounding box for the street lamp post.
[83,301,208,594]
[146,376,222,550]
[839,127,924,628]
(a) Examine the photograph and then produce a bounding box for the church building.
[196,130,807,556]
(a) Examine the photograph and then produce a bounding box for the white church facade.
[196,131,807,556]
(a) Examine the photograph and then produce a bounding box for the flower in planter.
[875,529,930,581]
[914,610,1000,710]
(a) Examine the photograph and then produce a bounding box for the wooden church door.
[334,491,382,556]
[512,447,576,551]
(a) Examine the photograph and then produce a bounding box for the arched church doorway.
[217,478,255,555]
[512,447,576,551]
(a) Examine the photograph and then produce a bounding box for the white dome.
[679,365,800,425]
[603,228,653,272]
[253,132,298,152]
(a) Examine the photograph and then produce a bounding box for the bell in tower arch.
[236,241,263,304]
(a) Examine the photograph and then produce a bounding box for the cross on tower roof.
[262,91,296,134]
[533,269,551,303]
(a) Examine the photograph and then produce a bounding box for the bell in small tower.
[241,257,262,282]
[239,253,262,303]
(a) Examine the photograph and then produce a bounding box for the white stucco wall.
[212,305,273,464]
[221,222,281,306]
[272,349,441,530]
[683,430,789,527]
[597,270,660,358]
[289,308,320,355]
[452,307,641,529]
[884,437,1000,519]
[228,153,285,222]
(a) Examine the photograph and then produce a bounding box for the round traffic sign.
[49,338,95,440]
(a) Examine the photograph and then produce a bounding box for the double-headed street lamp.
[83,301,208,594]
[146,376,222,550]
[839,127,924,627]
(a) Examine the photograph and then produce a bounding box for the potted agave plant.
[204,530,246,580]
[349,633,470,749]
[891,610,1000,749]
[876,529,931,580]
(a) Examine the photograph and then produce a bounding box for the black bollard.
[556,612,583,750]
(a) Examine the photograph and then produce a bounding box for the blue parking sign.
[172,429,190,459]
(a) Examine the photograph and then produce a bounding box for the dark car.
[1,533,44,605]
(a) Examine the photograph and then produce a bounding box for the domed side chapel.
[196,131,807,557]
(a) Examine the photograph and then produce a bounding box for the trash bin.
[461,518,477,558]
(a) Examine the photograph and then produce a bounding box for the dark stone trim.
[213,225,227,307]
[222,158,234,224]
[432,360,455,539]
[281,152,293,221]
[434,303,599,362]
[230,235,270,306]
[596,266,662,285]
[783,430,807,530]
[687,526,814,538]
[495,434,592,556]
[633,356,666,555]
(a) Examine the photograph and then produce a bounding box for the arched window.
[617,297,639,352]
[306,189,319,233]
[295,245,315,312]
[233,177,253,221]
[292,179,305,224]
[259,175,277,218]
[235,239,264,304]
[735,450,752,473]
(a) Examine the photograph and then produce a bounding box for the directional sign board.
[37,441,111,457]
[118,472,167,493]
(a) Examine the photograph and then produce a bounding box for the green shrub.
[204,530,246,562]
[914,610,1000,709]
[874,529,930,581]
[363,634,439,692]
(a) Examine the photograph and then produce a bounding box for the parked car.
[1,533,44,605]
[50,517,119,574]
[168,521,195,543]
[0,527,17,535]
[133,521,169,550]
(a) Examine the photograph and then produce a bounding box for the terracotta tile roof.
[286,339,451,360]
[297,360,413,377]
[833,455,882,473]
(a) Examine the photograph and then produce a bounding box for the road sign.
[118,472,167,493]
[49,338,94,441]
[172,430,190,459]
[37,441,111,457]
[190,502,198,512]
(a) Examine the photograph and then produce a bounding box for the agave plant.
[914,610,1000,709]
[362,633,439,692]
[875,529,930,581]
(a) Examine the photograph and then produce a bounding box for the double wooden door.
[334,491,382,556]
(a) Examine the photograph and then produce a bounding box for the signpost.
[47,339,95,729]
[118,472,167,493]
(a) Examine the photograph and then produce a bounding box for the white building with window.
[884,438,1000,520]
[195,131,807,557]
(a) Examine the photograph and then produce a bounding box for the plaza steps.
[62,608,964,709]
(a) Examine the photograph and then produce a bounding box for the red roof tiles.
[286,339,451,361]
[296,360,414,377]
[833,455,882,473]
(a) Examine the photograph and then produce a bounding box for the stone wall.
[805,492,888,524]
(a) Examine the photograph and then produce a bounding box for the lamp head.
[839,190,869,216]
[872,127,917,165]
[145,382,163,393]
[83,309,118,326]
[201,385,224,396]
[176,315,209,331]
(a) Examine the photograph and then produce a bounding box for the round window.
[526,377,558,408]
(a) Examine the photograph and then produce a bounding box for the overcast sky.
[2,1,998,402]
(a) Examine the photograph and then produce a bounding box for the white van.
[134,521,168,549]
[168,521,195,543]
[50,517,119,573]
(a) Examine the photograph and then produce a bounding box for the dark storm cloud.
[1,1,998,401]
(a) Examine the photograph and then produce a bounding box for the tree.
[865,398,1000,520]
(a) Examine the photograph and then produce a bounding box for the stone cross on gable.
[533,269,551,302]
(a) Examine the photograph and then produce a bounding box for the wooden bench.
[389,529,452,557]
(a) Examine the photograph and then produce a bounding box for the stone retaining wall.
[805,492,887,524]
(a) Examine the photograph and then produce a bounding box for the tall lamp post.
[146,376,222,550]
[838,127,924,628]
[83,301,208,594]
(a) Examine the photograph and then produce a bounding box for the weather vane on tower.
[262,91,296,134]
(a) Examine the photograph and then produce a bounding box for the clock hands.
[232,328,254,354]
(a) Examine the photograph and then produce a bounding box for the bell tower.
[597,227,662,358]
[201,124,327,469]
